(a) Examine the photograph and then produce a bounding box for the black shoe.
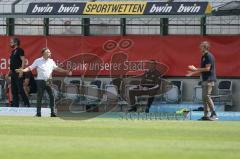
[210,114,218,120]
[51,113,57,117]
[210,115,218,120]
[35,113,41,117]
[210,111,218,120]
[127,106,137,112]
[198,116,211,121]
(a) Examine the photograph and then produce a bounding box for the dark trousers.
[129,85,159,110]
[11,72,30,107]
[36,80,55,114]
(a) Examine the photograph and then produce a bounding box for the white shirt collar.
[41,56,50,61]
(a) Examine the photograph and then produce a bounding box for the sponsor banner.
[83,2,146,15]
[26,2,211,15]
[26,3,85,15]
[0,107,51,116]
[145,2,212,15]
[1,35,240,77]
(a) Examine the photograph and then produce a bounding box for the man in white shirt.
[16,48,72,117]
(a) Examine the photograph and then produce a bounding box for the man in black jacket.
[9,37,30,107]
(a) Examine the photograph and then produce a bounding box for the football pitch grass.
[0,116,240,159]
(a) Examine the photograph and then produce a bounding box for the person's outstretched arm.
[15,67,31,73]
[15,58,38,73]
[54,67,72,76]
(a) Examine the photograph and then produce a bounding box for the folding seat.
[164,80,183,103]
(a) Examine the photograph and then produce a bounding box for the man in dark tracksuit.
[187,41,218,120]
[9,37,30,107]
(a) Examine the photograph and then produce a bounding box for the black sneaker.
[127,106,137,112]
[210,114,218,120]
[35,113,41,117]
[198,116,211,121]
[51,113,57,117]
[210,112,218,120]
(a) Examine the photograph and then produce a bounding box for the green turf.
[0,116,240,159]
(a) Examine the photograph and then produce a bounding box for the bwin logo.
[177,4,201,13]
[149,4,172,13]
[58,4,80,13]
[32,4,53,13]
